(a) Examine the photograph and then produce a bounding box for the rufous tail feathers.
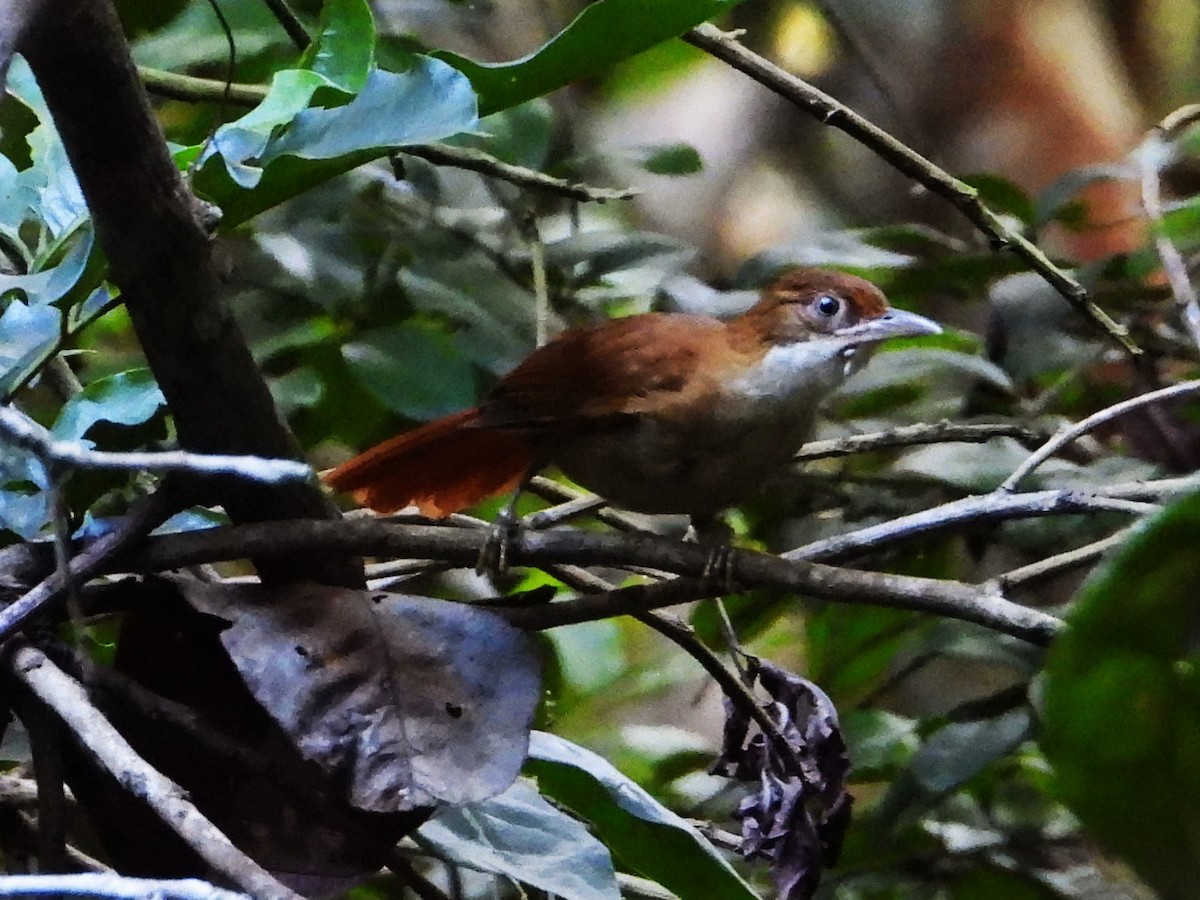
[323,408,533,517]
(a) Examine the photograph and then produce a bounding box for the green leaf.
[51,368,166,443]
[527,731,763,900]
[340,321,477,420]
[301,0,375,93]
[194,58,477,227]
[418,779,620,900]
[842,709,918,777]
[263,62,477,163]
[1041,490,1200,900]
[633,142,703,176]
[961,173,1035,226]
[199,69,332,190]
[434,0,742,116]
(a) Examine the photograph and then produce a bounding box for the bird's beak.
[836,308,942,345]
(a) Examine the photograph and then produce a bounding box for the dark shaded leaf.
[418,778,620,900]
[341,320,478,420]
[176,580,542,813]
[434,0,742,116]
[527,731,762,900]
[543,230,692,285]
[911,708,1031,794]
[1041,490,1200,899]
[1033,164,1130,228]
[712,659,851,900]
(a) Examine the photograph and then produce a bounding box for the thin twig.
[0,487,176,642]
[0,404,313,483]
[1137,128,1200,351]
[786,486,1165,563]
[260,0,310,50]
[683,22,1138,355]
[139,66,265,106]
[792,421,1044,462]
[1000,379,1200,491]
[0,874,248,899]
[994,526,1134,592]
[539,562,807,778]
[404,144,638,205]
[1,640,303,900]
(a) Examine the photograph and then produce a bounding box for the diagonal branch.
[1001,379,1200,491]
[683,23,1138,355]
[0,639,303,900]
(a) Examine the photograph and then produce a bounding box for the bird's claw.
[687,518,738,594]
[476,506,521,578]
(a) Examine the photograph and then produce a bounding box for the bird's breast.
[547,340,848,517]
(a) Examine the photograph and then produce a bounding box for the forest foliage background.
[2,1,1200,899]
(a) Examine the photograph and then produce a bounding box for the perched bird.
[325,268,940,531]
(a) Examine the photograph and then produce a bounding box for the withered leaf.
[174,579,542,813]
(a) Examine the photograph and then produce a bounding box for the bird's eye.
[815,295,841,317]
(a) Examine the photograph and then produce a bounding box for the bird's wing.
[478,313,736,430]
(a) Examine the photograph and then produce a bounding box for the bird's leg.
[476,465,541,578]
[686,513,738,593]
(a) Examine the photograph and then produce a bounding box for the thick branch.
[19,0,357,587]
[683,23,1137,355]
[91,518,1062,644]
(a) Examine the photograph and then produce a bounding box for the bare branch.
[1,640,303,900]
[93,518,1062,644]
[792,421,1045,463]
[260,0,310,50]
[0,873,248,899]
[402,144,638,204]
[683,22,1138,355]
[138,66,266,106]
[995,526,1132,593]
[1137,125,1200,352]
[0,405,313,483]
[785,484,1173,564]
[1001,380,1200,491]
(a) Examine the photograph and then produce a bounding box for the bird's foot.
[476,506,521,578]
[686,517,738,593]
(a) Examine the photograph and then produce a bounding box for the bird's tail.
[323,408,533,517]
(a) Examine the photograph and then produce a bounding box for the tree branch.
[792,421,1045,463]
[785,483,1177,563]
[71,518,1063,644]
[683,22,1138,355]
[1001,380,1200,491]
[0,405,313,483]
[0,874,248,899]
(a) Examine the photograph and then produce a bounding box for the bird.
[324,268,940,537]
